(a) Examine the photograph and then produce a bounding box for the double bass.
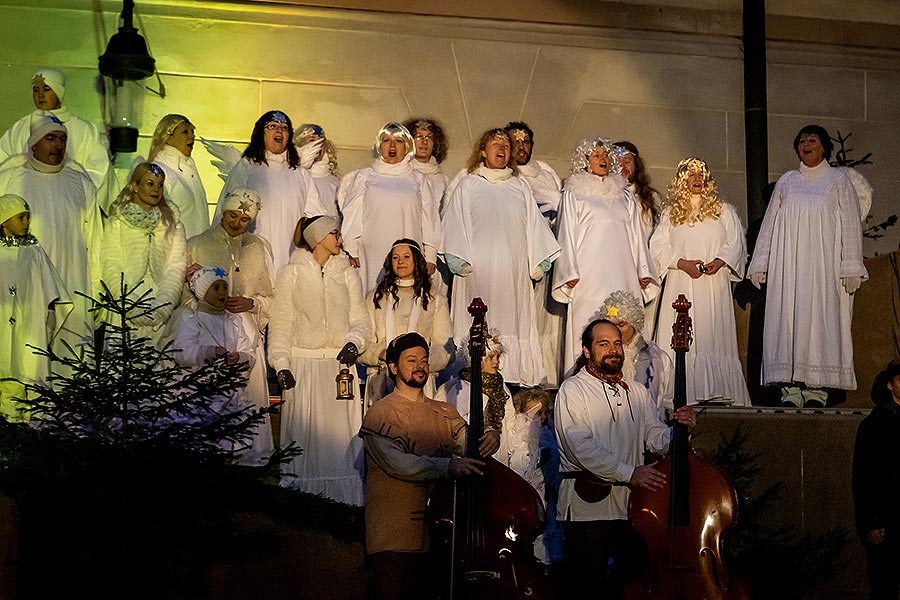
[427,298,553,599]
[626,294,748,599]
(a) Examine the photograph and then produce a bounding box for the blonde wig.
[294,123,339,176]
[665,157,722,227]
[465,128,519,176]
[147,114,192,162]
[570,138,623,176]
[372,122,414,160]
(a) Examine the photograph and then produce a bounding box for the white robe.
[309,157,340,218]
[650,202,750,406]
[411,156,449,219]
[268,250,370,505]
[216,152,325,272]
[443,169,561,386]
[552,171,656,376]
[0,157,102,350]
[186,225,276,464]
[518,160,562,221]
[152,145,210,239]
[0,240,72,418]
[100,208,187,347]
[554,368,670,521]
[747,161,867,389]
[0,106,113,200]
[338,156,440,293]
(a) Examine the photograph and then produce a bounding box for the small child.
[174,266,256,457]
[435,332,510,457]
[0,194,72,420]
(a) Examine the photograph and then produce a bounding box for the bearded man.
[554,319,695,598]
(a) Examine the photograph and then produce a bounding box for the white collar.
[372,154,413,176]
[475,164,513,183]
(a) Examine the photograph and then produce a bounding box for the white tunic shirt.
[443,168,561,386]
[748,161,867,389]
[555,368,670,521]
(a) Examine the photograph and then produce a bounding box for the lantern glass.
[336,367,354,400]
[102,76,146,153]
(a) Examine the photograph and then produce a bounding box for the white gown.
[650,202,750,406]
[747,161,867,389]
[309,157,339,218]
[268,250,370,506]
[0,157,101,350]
[552,171,655,376]
[216,152,325,272]
[411,156,448,218]
[153,145,210,239]
[338,156,440,293]
[443,167,561,386]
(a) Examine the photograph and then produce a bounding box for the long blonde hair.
[147,114,191,162]
[665,157,722,226]
[111,162,176,228]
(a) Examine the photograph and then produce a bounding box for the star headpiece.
[511,128,529,142]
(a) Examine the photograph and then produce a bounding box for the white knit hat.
[301,216,339,249]
[189,266,227,301]
[220,188,261,219]
[32,68,65,101]
[28,115,67,149]
[0,194,30,226]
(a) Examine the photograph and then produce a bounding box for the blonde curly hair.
[665,157,722,227]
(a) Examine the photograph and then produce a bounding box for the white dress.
[411,156,449,219]
[268,250,370,505]
[338,156,440,293]
[747,161,867,389]
[216,152,325,272]
[186,225,276,464]
[518,160,562,221]
[0,156,102,350]
[153,145,210,239]
[443,167,561,387]
[552,171,656,376]
[0,237,72,418]
[358,283,452,403]
[650,202,750,406]
[100,204,187,347]
[309,157,339,218]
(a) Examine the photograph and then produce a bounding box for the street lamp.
[98,0,155,153]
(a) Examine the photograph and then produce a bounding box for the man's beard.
[594,354,623,375]
[400,369,428,389]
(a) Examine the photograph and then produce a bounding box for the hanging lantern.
[98,0,155,153]
[336,366,355,400]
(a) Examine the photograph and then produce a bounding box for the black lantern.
[98,0,155,153]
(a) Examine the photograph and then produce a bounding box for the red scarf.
[585,363,629,391]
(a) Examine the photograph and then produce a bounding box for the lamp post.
[98,0,155,153]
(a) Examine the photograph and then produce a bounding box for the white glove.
[842,276,862,294]
[299,138,325,169]
[748,272,766,289]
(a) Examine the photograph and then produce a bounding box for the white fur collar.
[563,170,628,201]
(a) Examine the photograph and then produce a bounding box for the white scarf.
[27,155,64,174]
[265,150,288,165]
[475,164,513,183]
[309,155,331,178]
[411,156,442,175]
[384,281,422,343]
[563,170,627,203]
[517,160,541,178]
[372,155,413,176]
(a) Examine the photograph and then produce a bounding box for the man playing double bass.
[555,319,696,598]
[358,332,491,600]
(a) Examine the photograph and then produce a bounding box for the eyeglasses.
[414,134,433,142]
[265,123,289,133]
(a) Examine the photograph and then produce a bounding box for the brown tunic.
[360,391,466,554]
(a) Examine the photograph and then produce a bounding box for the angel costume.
[309,155,340,218]
[186,224,275,464]
[268,249,370,505]
[650,201,750,406]
[411,156,449,218]
[0,155,102,351]
[359,282,452,403]
[217,154,325,272]
[747,161,867,390]
[443,167,561,386]
[552,171,655,377]
[338,156,440,292]
[0,233,72,419]
[100,203,187,347]
[152,145,209,238]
